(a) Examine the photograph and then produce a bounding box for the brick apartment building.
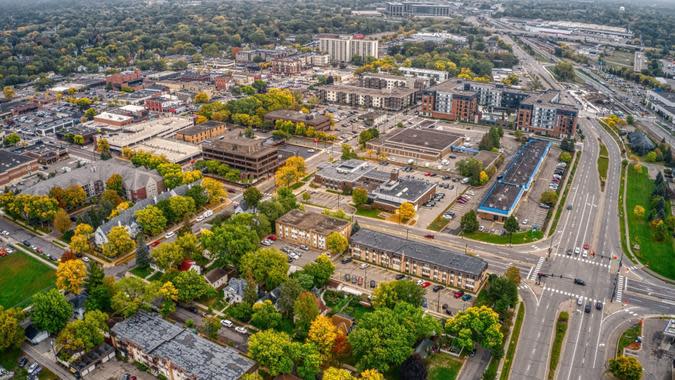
[275,209,352,250]
[175,121,228,144]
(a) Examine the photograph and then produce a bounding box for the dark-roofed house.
[0,151,39,186]
[366,127,463,161]
[204,268,231,289]
[350,229,488,291]
[22,160,163,202]
[627,131,656,155]
[275,209,352,250]
[264,110,331,131]
[477,139,551,222]
[94,181,197,246]
[111,311,255,380]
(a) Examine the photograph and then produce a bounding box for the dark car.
[432,285,444,292]
[395,274,406,280]
[584,303,592,313]
[445,309,453,316]
[18,356,28,367]
[461,294,472,302]
[23,240,31,247]
[370,280,376,288]
[340,257,353,264]
[596,301,603,310]
[566,248,573,256]
[574,278,586,286]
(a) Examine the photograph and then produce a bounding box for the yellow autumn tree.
[201,177,227,204]
[70,223,93,255]
[275,156,306,187]
[397,201,416,222]
[307,315,338,363]
[322,368,355,380]
[56,259,88,294]
[479,170,489,185]
[360,369,385,380]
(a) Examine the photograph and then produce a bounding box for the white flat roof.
[135,137,201,163]
[95,112,133,123]
[120,105,146,113]
[107,117,194,149]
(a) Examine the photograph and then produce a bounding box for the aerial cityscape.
[0,0,673,379]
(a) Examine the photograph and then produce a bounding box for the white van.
[461,177,470,184]
[202,210,213,218]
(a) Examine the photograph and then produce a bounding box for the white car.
[235,326,248,334]
[82,256,89,263]
[0,230,9,236]
[5,247,13,254]
[221,319,233,328]
[574,247,581,255]
[582,249,588,258]
[164,231,175,239]
[195,215,205,222]
[521,219,529,225]
[416,279,424,286]
[359,263,369,270]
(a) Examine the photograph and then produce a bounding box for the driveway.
[171,306,249,352]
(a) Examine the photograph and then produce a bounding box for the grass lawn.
[427,352,463,380]
[0,251,55,308]
[355,206,384,219]
[147,271,163,281]
[130,265,153,279]
[597,139,609,191]
[604,50,634,68]
[548,311,569,380]
[500,302,525,380]
[617,323,641,356]
[625,165,675,279]
[464,230,544,245]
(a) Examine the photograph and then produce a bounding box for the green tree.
[352,187,368,207]
[56,310,108,359]
[294,291,320,338]
[326,232,349,256]
[111,277,159,318]
[445,305,503,354]
[243,187,263,209]
[106,174,125,197]
[135,205,167,236]
[552,61,576,81]
[96,138,112,160]
[277,278,304,318]
[31,289,74,334]
[504,215,519,244]
[461,210,479,233]
[559,151,572,164]
[250,300,283,330]
[171,270,213,303]
[168,195,196,221]
[248,330,295,376]
[102,226,136,258]
[201,315,221,339]
[3,132,20,146]
[302,254,335,288]
[608,356,642,380]
[372,280,425,309]
[185,185,208,209]
[540,190,558,206]
[504,266,521,286]
[626,114,635,125]
[0,307,25,352]
[151,242,185,272]
[349,302,440,372]
[200,221,259,267]
[135,235,150,268]
[240,247,289,290]
[341,144,358,160]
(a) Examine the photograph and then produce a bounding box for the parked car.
[432,285,444,292]
[583,242,590,250]
[453,291,464,298]
[461,294,472,301]
[573,278,586,286]
[221,319,233,328]
[421,281,432,288]
[370,280,376,288]
[164,231,175,239]
[574,247,581,255]
[299,245,309,251]
[424,234,435,239]
[267,234,277,241]
[18,357,28,367]
[577,297,583,306]
[395,274,406,280]
[340,257,353,264]
[1,230,9,236]
[359,263,369,270]
[235,326,248,334]
[416,279,424,286]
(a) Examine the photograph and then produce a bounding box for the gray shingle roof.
[111,311,255,380]
[350,229,488,276]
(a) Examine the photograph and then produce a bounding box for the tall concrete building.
[318,34,379,63]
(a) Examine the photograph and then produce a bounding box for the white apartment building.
[318,35,379,63]
[399,67,450,83]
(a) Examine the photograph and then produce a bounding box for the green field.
[0,251,55,308]
[464,229,544,245]
[625,165,675,279]
[354,206,384,219]
[427,353,463,380]
[130,265,153,279]
[604,50,634,68]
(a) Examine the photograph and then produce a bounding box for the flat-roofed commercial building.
[318,85,416,111]
[106,117,194,151]
[515,91,578,139]
[350,229,488,291]
[384,2,452,17]
[477,139,551,222]
[366,127,463,161]
[93,112,134,127]
[264,110,331,131]
[318,34,379,63]
[134,138,202,164]
[370,170,436,211]
[399,67,450,84]
[201,130,279,178]
[0,151,39,186]
[313,159,394,192]
[276,209,352,250]
[175,121,227,144]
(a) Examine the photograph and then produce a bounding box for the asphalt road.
[0,216,65,259]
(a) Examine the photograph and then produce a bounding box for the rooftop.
[107,116,194,148]
[0,151,36,174]
[277,209,350,234]
[350,229,488,276]
[176,121,226,136]
[520,90,577,112]
[372,174,436,203]
[264,109,330,127]
[111,311,255,380]
[316,159,375,183]
[381,128,462,152]
[134,137,202,163]
[321,84,416,97]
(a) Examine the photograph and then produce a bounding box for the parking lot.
[84,359,155,380]
[332,258,475,316]
[302,190,356,213]
[443,183,489,233]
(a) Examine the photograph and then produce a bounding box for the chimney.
[390,169,399,181]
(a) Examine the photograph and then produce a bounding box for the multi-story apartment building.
[318,85,416,111]
[275,209,352,250]
[201,129,279,178]
[106,69,144,90]
[350,229,488,292]
[235,48,295,63]
[515,91,578,138]
[359,73,428,90]
[384,1,452,17]
[175,120,228,144]
[318,34,379,63]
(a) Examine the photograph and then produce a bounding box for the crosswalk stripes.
[616,274,625,303]
[553,253,610,268]
[541,286,605,305]
[528,257,545,280]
